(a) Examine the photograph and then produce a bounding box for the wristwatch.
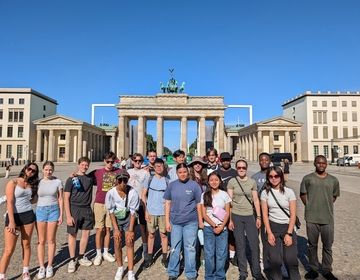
[286,232,293,237]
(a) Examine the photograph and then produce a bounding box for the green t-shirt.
[300,172,340,224]
[227,176,257,216]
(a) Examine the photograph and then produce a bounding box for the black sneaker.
[305,270,319,279]
[161,258,168,269]
[322,272,338,280]
[143,258,153,269]
[238,276,246,280]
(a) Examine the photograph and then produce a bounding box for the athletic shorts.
[137,204,146,226]
[147,215,166,234]
[5,210,36,227]
[94,202,112,229]
[36,204,60,223]
[67,206,94,234]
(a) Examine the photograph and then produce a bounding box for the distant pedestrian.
[300,155,340,280]
[4,165,11,179]
[283,159,290,182]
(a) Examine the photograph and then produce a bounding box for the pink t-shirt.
[92,168,122,204]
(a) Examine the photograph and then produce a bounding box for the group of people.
[0,148,340,280]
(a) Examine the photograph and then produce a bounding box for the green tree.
[188,138,197,156]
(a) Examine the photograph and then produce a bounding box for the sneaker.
[79,256,92,267]
[114,267,124,280]
[0,195,7,206]
[161,258,168,269]
[103,252,116,263]
[238,276,246,280]
[124,255,128,263]
[305,270,319,279]
[45,266,54,278]
[323,272,338,280]
[128,271,136,280]
[230,257,238,266]
[37,267,46,279]
[67,260,77,273]
[22,272,31,280]
[93,254,102,266]
[143,258,153,269]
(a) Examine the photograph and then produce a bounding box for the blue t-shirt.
[145,176,168,216]
[163,179,202,225]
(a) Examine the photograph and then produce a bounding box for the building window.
[43,114,46,118]
[332,101,337,107]
[6,145,12,158]
[322,101,327,107]
[313,127,318,139]
[343,127,348,138]
[312,101,317,107]
[0,125,2,138]
[8,98,14,105]
[342,112,348,122]
[323,112,327,124]
[8,111,13,122]
[43,105,46,111]
[332,112,337,122]
[18,126,24,138]
[333,126,338,139]
[8,110,24,122]
[274,134,279,141]
[353,127,358,137]
[7,126,13,138]
[354,146,359,154]
[0,98,3,104]
[0,110,2,120]
[274,148,280,153]
[314,145,319,157]
[19,98,25,105]
[344,145,349,155]
[323,127,328,139]
[333,145,339,158]
[352,101,357,107]
[17,145,23,159]
[352,112,357,122]
[324,145,329,158]
[342,101,347,107]
[60,134,66,140]
[292,107,295,113]
[313,111,317,124]
[19,111,23,122]
[59,147,65,158]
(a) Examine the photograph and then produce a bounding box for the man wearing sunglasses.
[89,152,122,266]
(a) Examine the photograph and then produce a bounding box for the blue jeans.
[203,226,228,280]
[167,222,198,279]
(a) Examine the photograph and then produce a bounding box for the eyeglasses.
[133,159,142,163]
[236,166,247,170]
[105,160,114,164]
[27,167,37,173]
[117,178,128,184]
[269,175,280,179]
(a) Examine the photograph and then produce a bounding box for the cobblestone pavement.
[0,162,359,279]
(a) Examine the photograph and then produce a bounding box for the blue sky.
[1,1,360,151]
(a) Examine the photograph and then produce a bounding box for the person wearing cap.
[105,170,140,280]
[168,149,186,182]
[188,156,208,192]
[206,147,220,175]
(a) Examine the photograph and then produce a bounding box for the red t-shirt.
[90,168,122,204]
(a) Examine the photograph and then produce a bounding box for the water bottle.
[72,176,81,190]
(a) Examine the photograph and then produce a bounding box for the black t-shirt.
[217,168,237,191]
[64,174,94,207]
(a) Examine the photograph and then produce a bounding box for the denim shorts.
[36,204,60,222]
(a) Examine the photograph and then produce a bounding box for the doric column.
[111,133,116,154]
[218,117,225,152]
[99,134,103,159]
[253,133,257,161]
[137,116,145,155]
[296,130,302,162]
[269,130,274,153]
[157,116,164,155]
[48,129,54,161]
[124,117,130,158]
[180,117,187,152]
[257,131,263,155]
[73,134,77,162]
[249,133,253,161]
[77,129,83,159]
[65,129,71,162]
[143,118,147,154]
[284,131,290,152]
[245,135,249,160]
[118,116,125,158]
[198,117,206,156]
[43,132,48,161]
[36,129,42,162]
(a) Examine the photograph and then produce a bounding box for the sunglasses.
[269,175,280,179]
[27,167,37,173]
[105,160,114,164]
[236,166,247,170]
[133,159,142,163]
[117,178,128,184]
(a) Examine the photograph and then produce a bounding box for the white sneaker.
[37,267,45,279]
[67,260,77,273]
[127,271,136,280]
[93,254,102,266]
[114,267,124,280]
[79,256,92,267]
[0,195,7,206]
[124,255,128,263]
[46,266,53,278]
[103,252,115,263]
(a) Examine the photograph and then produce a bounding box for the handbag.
[212,206,227,222]
[113,186,130,224]
[269,189,301,230]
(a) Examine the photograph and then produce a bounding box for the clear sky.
[1,1,360,151]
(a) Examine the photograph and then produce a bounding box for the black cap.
[116,169,130,180]
[220,152,232,161]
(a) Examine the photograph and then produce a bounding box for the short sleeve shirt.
[217,168,237,191]
[64,175,94,207]
[300,172,340,224]
[251,171,267,194]
[200,190,231,226]
[145,176,168,216]
[128,168,150,196]
[227,177,257,216]
[105,186,140,215]
[90,168,122,204]
[37,178,63,207]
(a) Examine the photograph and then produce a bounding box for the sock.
[71,257,76,262]
[162,253,167,260]
[96,249,102,256]
[143,243,148,254]
[78,254,84,259]
[23,267,29,273]
[147,253,153,260]
[117,266,123,272]
[0,273,5,278]
[229,250,235,259]
[128,270,134,275]
[103,248,109,255]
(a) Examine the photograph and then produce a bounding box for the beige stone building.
[234,117,302,162]
[283,91,360,162]
[0,88,57,162]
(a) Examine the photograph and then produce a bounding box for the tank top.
[14,185,32,213]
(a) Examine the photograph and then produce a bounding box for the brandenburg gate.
[116,93,226,157]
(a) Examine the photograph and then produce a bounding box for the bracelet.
[256,216,261,220]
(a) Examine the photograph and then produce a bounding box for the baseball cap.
[116,169,130,180]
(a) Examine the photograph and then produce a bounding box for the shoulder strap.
[269,189,290,218]
[235,177,253,206]
[125,185,130,208]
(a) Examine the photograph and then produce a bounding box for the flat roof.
[0,88,58,105]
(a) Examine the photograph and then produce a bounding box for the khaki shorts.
[147,215,166,234]
[94,202,112,229]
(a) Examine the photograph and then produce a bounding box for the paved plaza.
[0,162,359,279]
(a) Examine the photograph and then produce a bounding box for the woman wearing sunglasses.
[260,166,300,280]
[227,159,262,280]
[0,162,39,280]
